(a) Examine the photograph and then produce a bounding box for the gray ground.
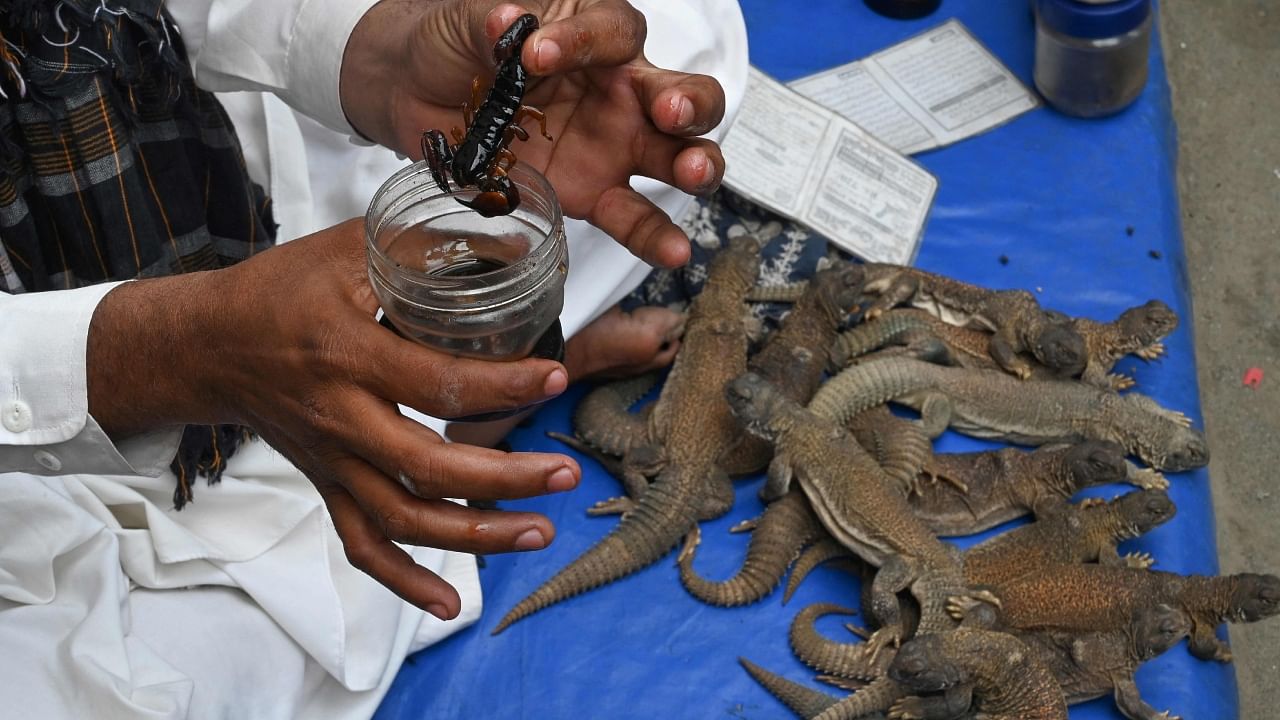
[1161,2,1280,716]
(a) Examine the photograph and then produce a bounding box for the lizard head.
[725,372,790,439]
[1231,574,1280,622]
[1154,425,1210,473]
[1062,440,1129,492]
[1031,321,1089,377]
[889,635,969,692]
[1131,604,1191,660]
[1117,299,1180,344]
[1115,488,1177,536]
[809,261,867,320]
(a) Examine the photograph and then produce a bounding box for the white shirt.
[0,1,747,718]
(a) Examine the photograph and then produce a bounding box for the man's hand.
[340,0,728,269]
[87,220,580,620]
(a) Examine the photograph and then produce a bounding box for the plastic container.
[366,162,568,363]
[1033,0,1152,118]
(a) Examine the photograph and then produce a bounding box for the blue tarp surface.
[375,1,1238,717]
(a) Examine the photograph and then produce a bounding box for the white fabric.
[0,0,749,718]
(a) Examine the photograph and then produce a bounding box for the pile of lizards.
[494,230,1277,719]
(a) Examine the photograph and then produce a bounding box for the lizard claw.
[1078,497,1107,509]
[1130,468,1170,490]
[729,517,758,534]
[889,697,928,720]
[677,526,702,564]
[1123,551,1156,569]
[816,674,865,691]
[967,589,1003,609]
[1108,372,1137,391]
[1166,410,1193,428]
[844,622,871,640]
[1136,342,1167,361]
[587,496,636,517]
[861,626,903,667]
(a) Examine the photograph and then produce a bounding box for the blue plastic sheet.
[375,1,1238,717]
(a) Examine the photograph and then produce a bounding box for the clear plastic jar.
[1034,0,1152,118]
[366,162,568,361]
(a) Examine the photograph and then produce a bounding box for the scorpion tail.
[457,174,520,217]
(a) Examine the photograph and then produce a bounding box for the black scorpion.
[421,13,552,218]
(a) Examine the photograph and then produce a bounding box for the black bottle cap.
[864,0,942,20]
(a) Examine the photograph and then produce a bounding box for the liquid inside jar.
[369,182,567,361]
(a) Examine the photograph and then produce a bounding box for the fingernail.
[695,156,718,194]
[427,603,452,621]
[547,466,577,493]
[543,368,568,397]
[535,39,561,71]
[515,528,547,551]
[673,95,694,129]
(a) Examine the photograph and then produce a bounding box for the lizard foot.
[1136,342,1167,361]
[1130,468,1170,490]
[889,697,930,720]
[587,496,637,517]
[816,674,866,691]
[947,592,1002,623]
[1108,372,1137,391]
[729,517,759,534]
[860,626,903,667]
[1165,410,1193,428]
[918,467,970,495]
[966,589,1003,609]
[1123,551,1156,569]
[677,526,702,564]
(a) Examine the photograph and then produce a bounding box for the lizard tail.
[830,310,934,367]
[746,280,810,303]
[812,676,903,720]
[785,538,857,604]
[808,358,939,426]
[791,603,889,682]
[739,657,844,719]
[678,490,823,606]
[492,475,699,634]
[573,372,660,456]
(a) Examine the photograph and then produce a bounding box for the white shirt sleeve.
[166,0,384,137]
[0,286,182,477]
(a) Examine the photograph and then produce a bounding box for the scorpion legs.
[420,129,454,193]
[514,105,554,141]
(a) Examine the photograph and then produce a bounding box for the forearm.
[86,273,224,440]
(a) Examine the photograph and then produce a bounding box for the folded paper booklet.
[721,67,938,265]
[720,20,1037,265]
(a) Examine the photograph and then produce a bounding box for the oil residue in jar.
[376,223,565,361]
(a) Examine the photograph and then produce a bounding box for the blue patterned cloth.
[622,187,837,329]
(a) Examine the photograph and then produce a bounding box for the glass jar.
[1034,0,1152,118]
[366,162,568,363]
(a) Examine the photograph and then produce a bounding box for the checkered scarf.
[0,0,276,508]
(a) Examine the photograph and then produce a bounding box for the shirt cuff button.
[34,449,62,472]
[3,400,33,432]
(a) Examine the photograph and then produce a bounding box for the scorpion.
[421,13,553,218]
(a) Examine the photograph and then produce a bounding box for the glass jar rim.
[365,161,564,307]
